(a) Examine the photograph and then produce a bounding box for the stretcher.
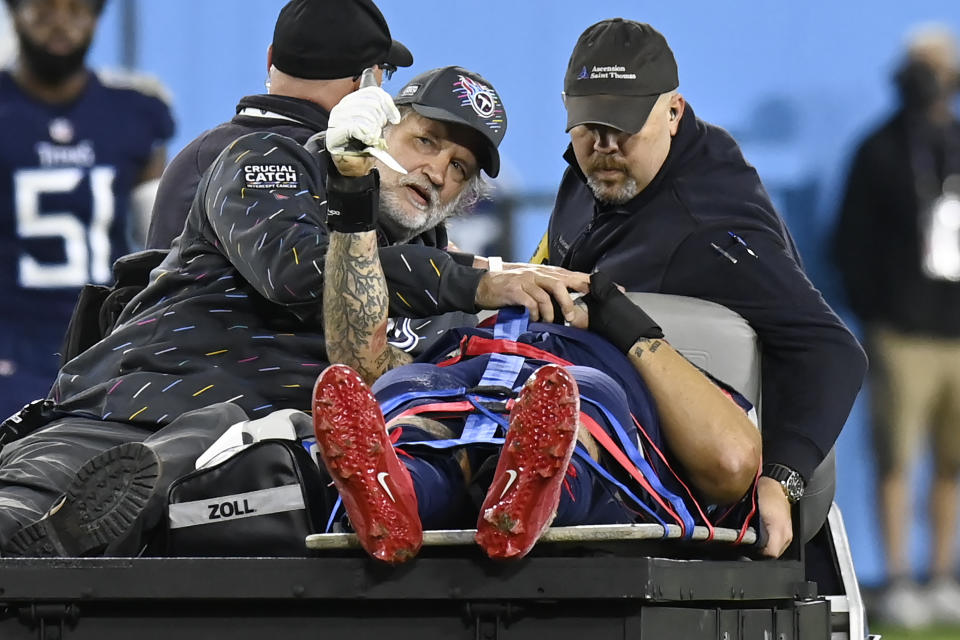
[0,294,872,640]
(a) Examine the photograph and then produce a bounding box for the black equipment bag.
[165,439,333,557]
[60,249,169,366]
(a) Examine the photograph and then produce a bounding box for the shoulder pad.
[95,67,173,106]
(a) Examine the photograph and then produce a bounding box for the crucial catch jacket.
[51,131,485,429]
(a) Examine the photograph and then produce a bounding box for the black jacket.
[833,111,960,336]
[546,105,867,482]
[148,95,331,250]
[53,129,484,426]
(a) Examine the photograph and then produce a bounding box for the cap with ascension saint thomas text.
[564,19,679,134]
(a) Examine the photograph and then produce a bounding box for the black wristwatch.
[762,463,805,504]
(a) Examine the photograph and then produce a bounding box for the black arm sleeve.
[663,227,868,482]
[447,251,477,267]
[380,246,485,317]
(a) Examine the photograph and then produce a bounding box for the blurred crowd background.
[3,0,960,627]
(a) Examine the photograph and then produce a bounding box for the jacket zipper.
[561,217,600,271]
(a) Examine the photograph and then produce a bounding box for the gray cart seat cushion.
[627,293,761,408]
[627,292,835,542]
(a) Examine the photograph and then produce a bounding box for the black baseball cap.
[563,19,679,133]
[271,0,413,80]
[394,66,507,178]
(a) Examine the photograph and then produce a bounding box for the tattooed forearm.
[629,338,663,360]
[324,231,411,383]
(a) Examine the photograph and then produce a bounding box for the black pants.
[0,402,248,547]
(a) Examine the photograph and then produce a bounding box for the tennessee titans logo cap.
[394,66,507,177]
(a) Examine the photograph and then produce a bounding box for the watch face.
[784,473,804,502]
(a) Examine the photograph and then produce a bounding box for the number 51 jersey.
[0,69,174,401]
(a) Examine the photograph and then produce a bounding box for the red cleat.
[475,364,580,559]
[312,365,422,564]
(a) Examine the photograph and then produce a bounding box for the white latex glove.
[326,86,401,156]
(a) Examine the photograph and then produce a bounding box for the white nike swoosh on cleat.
[376,472,396,503]
[498,469,518,500]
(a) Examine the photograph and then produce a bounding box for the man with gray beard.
[373,105,487,245]
[374,68,497,245]
[536,19,867,560]
[376,144,480,245]
[374,106,487,244]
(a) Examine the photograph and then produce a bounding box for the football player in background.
[0,0,174,418]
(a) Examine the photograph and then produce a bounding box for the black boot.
[3,442,160,557]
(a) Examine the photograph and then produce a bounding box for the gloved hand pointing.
[326,86,401,157]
